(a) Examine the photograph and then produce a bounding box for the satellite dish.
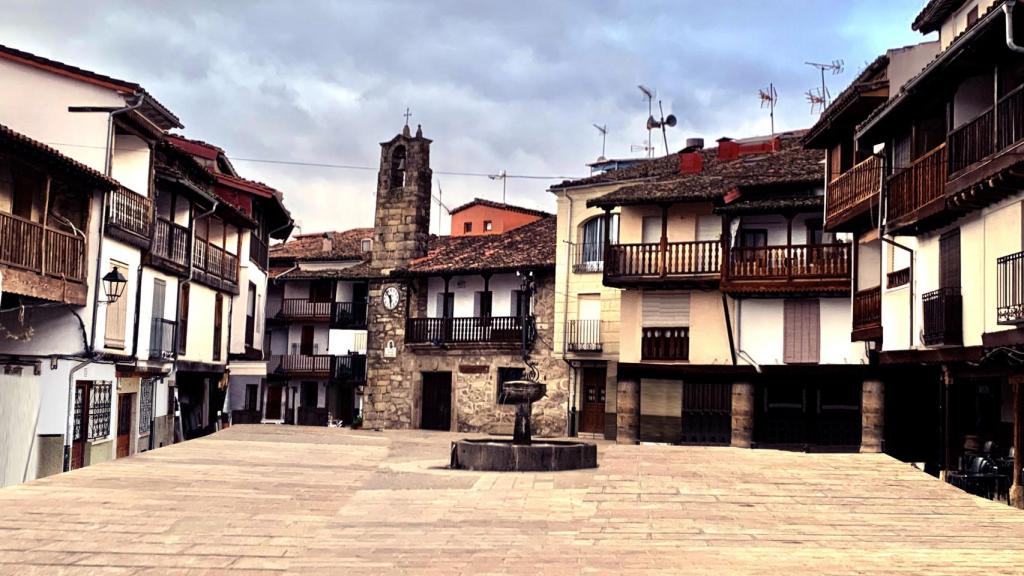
[664,114,677,127]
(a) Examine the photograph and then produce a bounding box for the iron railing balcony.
[922,286,962,346]
[333,353,367,382]
[997,250,1024,325]
[332,301,368,328]
[566,319,603,353]
[570,242,605,273]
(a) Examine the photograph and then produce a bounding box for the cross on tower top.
[403,107,412,127]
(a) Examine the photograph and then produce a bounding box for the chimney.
[321,233,333,253]
[717,137,739,162]
[680,151,703,174]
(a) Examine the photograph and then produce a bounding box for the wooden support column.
[730,381,754,448]
[942,365,954,477]
[785,213,794,279]
[1011,375,1024,509]
[861,379,884,453]
[601,207,613,273]
[659,204,669,277]
[39,175,52,276]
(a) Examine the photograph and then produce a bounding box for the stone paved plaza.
[1,425,1024,574]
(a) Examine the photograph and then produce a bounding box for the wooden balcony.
[271,354,333,377]
[997,250,1024,325]
[852,286,882,342]
[0,210,88,305]
[722,243,851,295]
[565,319,603,353]
[887,267,910,289]
[825,155,883,232]
[405,316,527,347]
[277,298,332,320]
[333,353,367,382]
[249,234,269,270]
[947,83,1024,197]
[886,144,947,235]
[148,217,189,275]
[604,240,720,287]
[922,287,962,347]
[192,239,239,294]
[641,327,689,361]
[332,301,367,329]
[105,186,153,249]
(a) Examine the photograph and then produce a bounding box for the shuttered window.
[642,291,690,327]
[939,229,961,289]
[104,261,128,349]
[784,299,820,364]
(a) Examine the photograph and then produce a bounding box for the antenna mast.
[592,124,608,159]
[804,59,844,111]
[489,170,508,204]
[759,83,779,138]
[638,85,654,158]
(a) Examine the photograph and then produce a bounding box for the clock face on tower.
[382,285,401,310]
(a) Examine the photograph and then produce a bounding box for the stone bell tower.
[364,125,432,431]
[371,124,432,272]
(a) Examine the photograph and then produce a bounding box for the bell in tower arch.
[389,145,407,190]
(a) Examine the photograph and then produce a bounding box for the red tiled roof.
[164,134,223,161]
[0,122,117,188]
[913,0,967,33]
[448,198,552,218]
[270,228,375,262]
[0,44,182,130]
[400,217,556,275]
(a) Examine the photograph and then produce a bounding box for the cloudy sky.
[2,1,929,236]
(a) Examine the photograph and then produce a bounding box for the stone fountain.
[450,370,597,472]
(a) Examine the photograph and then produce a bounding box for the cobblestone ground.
[1,425,1024,575]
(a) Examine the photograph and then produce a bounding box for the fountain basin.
[451,439,597,472]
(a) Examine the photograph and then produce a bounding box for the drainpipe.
[88,95,146,355]
[1004,1,1024,54]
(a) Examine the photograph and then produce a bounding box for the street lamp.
[101,267,127,303]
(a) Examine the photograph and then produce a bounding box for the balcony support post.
[1011,375,1024,509]
[39,175,51,276]
[658,204,669,277]
[786,213,794,280]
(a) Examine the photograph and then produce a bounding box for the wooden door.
[680,382,732,445]
[71,383,89,470]
[300,325,314,356]
[116,393,133,458]
[420,372,452,431]
[579,368,606,434]
[265,384,283,420]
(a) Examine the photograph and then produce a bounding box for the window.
[511,289,529,317]
[496,367,526,403]
[300,382,318,407]
[436,292,454,318]
[784,299,820,364]
[361,238,372,252]
[474,291,492,318]
[966,5,979,28]
[389,145,406,189]
[940,229,961,289]
[578,215,619,268]
[245,384,259,411]
[739,228,768,248]
[139,379,154,436]
[177,283,189,355]
[463,222,473,234]
[245,282,257,349]
[88,382,113,439]
[213,293,224,361]
[104,261,129,349]
[483,220,493,231]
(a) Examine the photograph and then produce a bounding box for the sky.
[1,1,931,237]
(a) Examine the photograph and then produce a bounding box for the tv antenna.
[433,179,451,235]
[593,124,608,159]
[758,83,778,138]
[805,60,844,108]
[805,88,828,115]
[638,85,655,158]
[489,170,508,204]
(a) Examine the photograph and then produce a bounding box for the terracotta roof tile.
[400,217,556,275]
[270,228,374,262]
[448,198,552,218]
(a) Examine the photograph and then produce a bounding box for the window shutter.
[784,299,820,364]
[642,292,690,327]
[104,262,128,349]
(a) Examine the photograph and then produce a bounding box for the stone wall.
[363,278,415,430]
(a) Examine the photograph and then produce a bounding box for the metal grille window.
[88,382,112,439]
[73,386,84,441]
[139,379,155,435]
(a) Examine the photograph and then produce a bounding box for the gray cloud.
[1,0,928,234]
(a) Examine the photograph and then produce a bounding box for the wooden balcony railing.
[249,234,269,269]
[997,83,1024,152]
[853,287,882,332]
[570,242,605,273]
[149,318,176,360]
[333,301,368,328]
[727,244,850,280]
[641,327,689,361]
[886,144,947,228]
[192,239,239,286]
[334,354,367,382]
[997,250,1024,325]
[826,155,883,227]
[0,210,86,282]
[947,84,1024,177]
[566,319,602,353]
[278,298,333,319]
[151,217,189,268]
[405,316,526,345]
[106,186,153,243]
[922,286,962,346]
[887,267,911,289]
[605,240,721,279]
[272,354,333,375]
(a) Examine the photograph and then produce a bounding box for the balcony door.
[300,325,315,356]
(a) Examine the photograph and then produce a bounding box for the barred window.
[73,386,84,442]
[88,382,112,439]
[139,379,155,435]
